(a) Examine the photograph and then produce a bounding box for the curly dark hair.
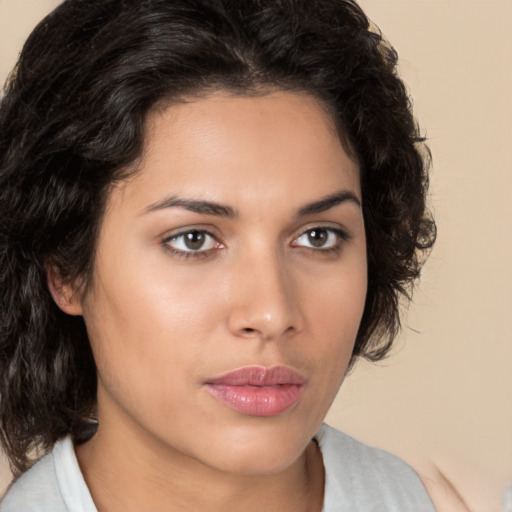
[0,0,435,473]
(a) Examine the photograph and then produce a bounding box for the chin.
[212,448,305,477]
[198,421,313,476]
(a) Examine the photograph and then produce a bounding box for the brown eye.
[166,230,218,252]
[183,231,206,250]
[307,228,329,248]
[292,226,349,251]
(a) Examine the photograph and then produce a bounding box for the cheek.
[81,256,225,387]
[302,256,367,370]
[309,262,367,334]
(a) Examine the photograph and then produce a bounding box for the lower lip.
[205,383,304,416]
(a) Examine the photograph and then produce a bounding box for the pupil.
[308,229,327,247]
[185,231,205,250]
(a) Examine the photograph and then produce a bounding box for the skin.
[52,91,367,511]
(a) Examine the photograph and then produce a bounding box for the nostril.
[242,327,256,334]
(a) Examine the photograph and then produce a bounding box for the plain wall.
[1,1,511,511]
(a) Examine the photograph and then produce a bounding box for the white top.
[0,424,435,511]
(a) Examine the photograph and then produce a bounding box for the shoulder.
[0,437,96,512]
[316,424,436,512]
[316,423,420,477]
[0,449,64,511]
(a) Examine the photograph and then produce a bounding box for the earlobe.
[46,263,84,316]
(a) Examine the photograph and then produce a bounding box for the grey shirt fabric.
[0,423,435,511]
[315,426,435,512]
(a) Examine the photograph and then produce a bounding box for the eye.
[164,230,220,253]
[292,227,348,250]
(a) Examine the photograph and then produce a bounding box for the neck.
[75,413,324,512]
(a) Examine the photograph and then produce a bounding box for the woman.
[0,0,436,510]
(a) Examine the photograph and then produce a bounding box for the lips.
[204,366,305,417]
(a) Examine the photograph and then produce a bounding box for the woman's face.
[75,91,367,475]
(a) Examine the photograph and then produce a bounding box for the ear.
[46,262,84,316]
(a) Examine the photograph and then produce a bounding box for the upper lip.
[206,365,306,386]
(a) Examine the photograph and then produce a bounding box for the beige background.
[1,1,511,511]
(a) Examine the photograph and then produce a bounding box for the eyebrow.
[297,190,361,216]
[142,189,360,218]
[143,196,236,217]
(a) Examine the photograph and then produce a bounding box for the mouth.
[204,366,306,417]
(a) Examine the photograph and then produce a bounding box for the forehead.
[113,91,360,213]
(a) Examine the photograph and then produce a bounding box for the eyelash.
[161,226,351,260]
[161,229,222,260]
[291,226,350,254]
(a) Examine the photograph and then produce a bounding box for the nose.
[226,250,304,341]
